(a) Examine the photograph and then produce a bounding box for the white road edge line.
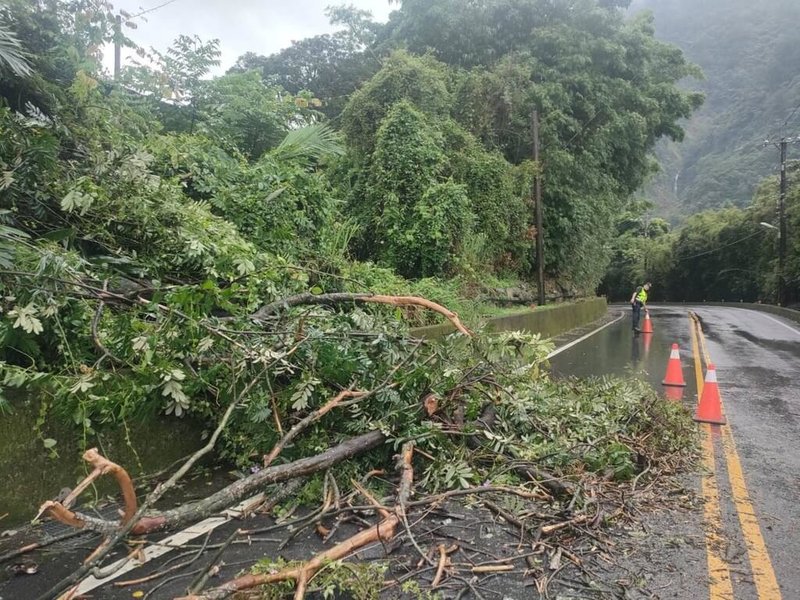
[758,312,800,337]
[546,311,625,359]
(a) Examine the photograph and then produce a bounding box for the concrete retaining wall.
[410,297,608,340]
[689,302,800,325]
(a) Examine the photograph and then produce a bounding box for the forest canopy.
[0,0,709,466]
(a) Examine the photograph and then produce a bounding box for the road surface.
[550,304,800,600]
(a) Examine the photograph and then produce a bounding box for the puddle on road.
[549,308,701,404]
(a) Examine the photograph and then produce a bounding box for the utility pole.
[114,14,122,80]
[761,135,797,305]
[778,139,787,306]
[532,110,545,306]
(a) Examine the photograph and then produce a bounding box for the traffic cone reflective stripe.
[694,363,726,425]
[662,343,687,387]
[641,310,654,333]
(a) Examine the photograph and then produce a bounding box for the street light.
[760,222,779,235]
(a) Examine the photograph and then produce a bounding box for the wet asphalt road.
[551,304,800,600]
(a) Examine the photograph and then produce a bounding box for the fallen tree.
[5,268,696,600]
[40,431,386,536]
[176,443,416,600]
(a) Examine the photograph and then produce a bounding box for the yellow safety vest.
[636,288,648,304]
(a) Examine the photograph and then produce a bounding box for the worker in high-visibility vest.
[629,282,651,333]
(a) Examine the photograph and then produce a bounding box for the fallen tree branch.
[250,293,473,336]
[37,448,137,530]
[262,389,367,467]
[39,369,265,600]
[44,431,386,540]
[178,442,415,600]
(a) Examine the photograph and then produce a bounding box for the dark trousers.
[631,301,643,330]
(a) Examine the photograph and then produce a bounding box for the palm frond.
[0,24,33,78]
[272,123,345,164]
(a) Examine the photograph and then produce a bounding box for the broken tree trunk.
[250,293,473,336]
[38,448,137,531]
[42,431,385,536]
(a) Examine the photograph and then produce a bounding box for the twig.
[143,567,204,600]
[177,442,417,600]
[0,530,89,565]
[262,389,367,467]
[431,544,448,587]
[251,293,473,336]
[472,564,514,573]
[38,369,266,600]
[408,486,545,508]
[114,531,213,588]
[186,528,242,594]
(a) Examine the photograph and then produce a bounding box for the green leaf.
[42,228,75,242]
[43,438,57,449]
[8,303,44,335]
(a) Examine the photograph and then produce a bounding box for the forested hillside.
[0,0,700,465]
[631,0,800,217]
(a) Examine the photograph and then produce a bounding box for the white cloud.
[103,0,394,75]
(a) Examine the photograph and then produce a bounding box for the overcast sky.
[104,0,395,74]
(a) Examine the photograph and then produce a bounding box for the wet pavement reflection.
[549,306,700,405]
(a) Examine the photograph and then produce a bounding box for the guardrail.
[689,301,800,325]
[619,301,800,326]
[409,297,608,340]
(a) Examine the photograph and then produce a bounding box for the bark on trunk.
[132,430,386,534]
[45,432,386,536]
[250,293,472,336]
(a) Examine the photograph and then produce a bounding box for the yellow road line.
[720,427,783,598]
[701,424,735,599]
[694,318,783,599]
[698,317,711,365]
[690,314,734,600]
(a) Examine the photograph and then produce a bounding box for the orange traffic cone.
[642,331,652,358]
[641,310,654,333]
[664,386,685,402]
[662,344,686,387]
[694,363,726,425]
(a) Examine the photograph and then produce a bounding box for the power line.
[781,100,800,131]
[764,100,800,142]
[128,0,182,20]
[674,229,768,262]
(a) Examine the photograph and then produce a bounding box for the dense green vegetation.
[0,0,703,471]
[0,6,708,596]
[236,0,703,291]
[630,0,800,217]
[602,167,799,305]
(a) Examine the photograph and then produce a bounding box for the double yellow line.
[689,314,782,600]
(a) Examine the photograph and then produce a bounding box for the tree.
[0,23,32,77]
[229,7,382,119]
[375,0,702,291]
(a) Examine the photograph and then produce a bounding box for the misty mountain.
[630,0,800,219]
